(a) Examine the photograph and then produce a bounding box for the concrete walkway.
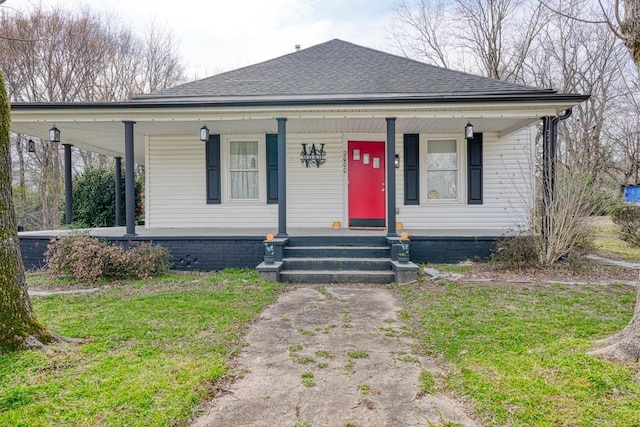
[586,254,640,270]
[190,285,477,427]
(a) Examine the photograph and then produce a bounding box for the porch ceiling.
[10,103,557,164]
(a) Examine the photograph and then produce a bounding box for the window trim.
[221,134,267,204]
[421,136,466,204]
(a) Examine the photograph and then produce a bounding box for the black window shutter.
[266,134,278,204]
[206,134,221,204]
[404,134,420,205]
[467,133,483,204]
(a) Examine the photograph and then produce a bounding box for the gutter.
[11,93,590,111]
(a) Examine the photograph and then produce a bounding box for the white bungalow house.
[12,39,587,282]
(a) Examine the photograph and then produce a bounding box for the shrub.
[530,163,600,264]
[68,166,144,228]
[45,234,105,281]
[611,204,640,247]
[491,235,539,267]
[45,235,170,281]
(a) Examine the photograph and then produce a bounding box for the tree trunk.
[590,0,640,363]
[0,70,52,351]
[591,286,640,362]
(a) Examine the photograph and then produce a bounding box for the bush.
[45,235,170,281]
[611,204,640,247]
[491,235,539,267]
[68,166,144,228]
[532,164,599,264]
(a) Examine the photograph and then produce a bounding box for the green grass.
[417,371,436,396]
[346,350,369,359]
[300,372,315,387]
[315,350,335,359]
[357,384,371,397]
[591,216,640,262]
[0,269,283,427]
[394,280,640,426]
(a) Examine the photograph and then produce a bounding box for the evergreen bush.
[611,204,640,247]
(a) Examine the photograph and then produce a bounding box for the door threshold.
[348,227,386,231]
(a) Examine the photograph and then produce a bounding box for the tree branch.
[538,0,610,24]
[597,0,625,40]
[0,35,43,42]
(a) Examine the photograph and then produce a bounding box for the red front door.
[348,141,386,227]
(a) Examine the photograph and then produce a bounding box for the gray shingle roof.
[135,39,554,102]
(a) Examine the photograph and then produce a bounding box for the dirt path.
[190,285,477,427]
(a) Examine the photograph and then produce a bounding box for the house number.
[343,150,347,173]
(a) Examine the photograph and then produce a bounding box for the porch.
[19,226,501,283]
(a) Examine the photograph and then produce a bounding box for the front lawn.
[0,269,284,427]
[395,280,640,426]
[590,216,640,262]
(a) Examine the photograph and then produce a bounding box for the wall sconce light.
[300,143,326,168]
[394,154,400,168]
[49,126,60,143]
[28,139,36,153]
[199,125,209,142]
[465,122,474,139]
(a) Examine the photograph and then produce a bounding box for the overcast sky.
[14,0,396,77]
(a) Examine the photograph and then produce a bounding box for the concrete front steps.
[257,236,418,284]
[281,236,393,284]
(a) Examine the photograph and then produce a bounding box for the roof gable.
[135,39,552,101]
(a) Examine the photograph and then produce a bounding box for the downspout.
[541,108,573,253]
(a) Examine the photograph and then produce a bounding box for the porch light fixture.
[28,139,36,153]
[300,143,326,168]
[199,125,209,142]
[465,122,474,140]
[394,154,400,168]
[49,126,60,143]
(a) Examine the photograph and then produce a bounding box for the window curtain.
[230,141,259,199]
[427,140,457,200]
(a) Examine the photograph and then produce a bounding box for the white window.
[230,141,259,200]
[426,139,458,200]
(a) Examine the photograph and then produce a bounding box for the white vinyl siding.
[396,128,533,231]
[287,134,344,228]
[147,135,276,228]
[146,128,532,232]
[146,134,343,229]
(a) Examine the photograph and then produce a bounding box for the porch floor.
[19,226,507,239]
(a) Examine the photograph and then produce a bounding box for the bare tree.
[389,0,453,68]
[570,0,640,363]
[389,0,548,82]
[136,17,185,94]
[529,12,626,182]
[607,113,640,184]
[0,3,186,230]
